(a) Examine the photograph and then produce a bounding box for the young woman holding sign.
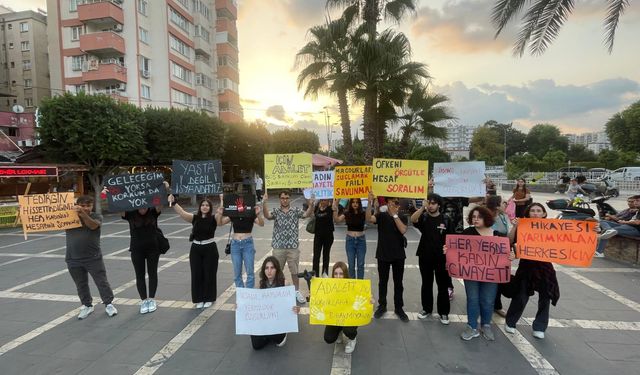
[168,194,223,309]
[312,199,335,278]
[510,178,531,218]
[333,198,367,279]
[505,203,560,339]
[250,256,300,350]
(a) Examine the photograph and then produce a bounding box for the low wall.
[604,237,640,266]
[502,183,557,194]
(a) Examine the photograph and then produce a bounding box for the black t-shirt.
[345,210,365,232]
[415,213,448,258]
[442,197,470,234]
[314,206,334,235]
[375,212,408,261]
[462,226,502,237]
[192,214,217,241]
[231,213,256,233]
[123,208,160,253]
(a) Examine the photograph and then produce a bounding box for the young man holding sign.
[65,196,117,319]
[367,192,410,322]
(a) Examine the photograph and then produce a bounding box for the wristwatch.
[393,214,399,219]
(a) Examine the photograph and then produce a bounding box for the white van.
[608,167,640,181]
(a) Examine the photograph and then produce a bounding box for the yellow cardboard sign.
[372,158,429,198]
[264,153,313,189]
[309,278,373,326]
[333,166,372,198]
[18,192,81,238]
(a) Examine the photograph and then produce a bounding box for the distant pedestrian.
[65,196,117,320]
[255,175,264,202]
[510,178,531,218]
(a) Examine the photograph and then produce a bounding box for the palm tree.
[492,0,633,56]
[295,10,357,163]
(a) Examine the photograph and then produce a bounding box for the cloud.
[265,105,287,121]
[277,0,328,29]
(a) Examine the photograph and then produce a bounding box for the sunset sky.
[6,0,640,147]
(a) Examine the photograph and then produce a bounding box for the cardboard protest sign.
[445,234,511,283]
[223,193,256,218]
[433,161,486,197]
[304,171,334,199]
[372,158,429,198]
[104,172,168,211]
[333,166,372,199]
[235,286,299,335]
[516,218,597,267]
[309,278,373,326]
[18,192,81,238]
[171,160,223,195]
[264,153,313,189]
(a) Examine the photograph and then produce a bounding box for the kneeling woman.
[251,256,300,350]
[505,203,560,339]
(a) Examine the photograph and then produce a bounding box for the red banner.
[0,166,58,178]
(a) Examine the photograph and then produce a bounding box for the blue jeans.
[345,235,366,279]
[464,280,498,329]
[596,221,640,254]
[231,237,255,288]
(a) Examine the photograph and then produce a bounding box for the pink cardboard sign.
[446,234,511,283]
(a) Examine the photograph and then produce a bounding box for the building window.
[171,61,192,83]
[10,62,14,68]
[138,0,148,16]
[194,25,210,42]
[169,34,191,59]
[21,41,30,51]
[71,26,83,41]
[141,84,151,99]
[74,84,86,93]
[23,60,31,70]
[20,22,29,32]
[197,97,213,109]
[9,43,13,49]
[70,0,78,12]
[71,55,86,71]
[219,101,230,111]
[192,0,211,20]
[7,24,12,30]
[172,89,192,105]
[169,7,191,34]
[25,98,33,107]
[176,0,189,10]
[195,73,213,89]
[139,55,150,73]
[218,55,237,69]
[24,79,32,88]
[139,27,149,44]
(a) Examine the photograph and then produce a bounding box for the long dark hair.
[513,178,528,193]
[331,261,350,279]
[127,208,157,228]
[259,256,285,289]
[485,195,502,216]
[196,199,214,218]
[347,198,363,215]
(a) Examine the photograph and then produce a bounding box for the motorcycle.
[579,176,619,198]
[547,194,617,220]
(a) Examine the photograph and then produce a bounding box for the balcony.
[78,0,124,25]
[216,18,237,39]
[215,0,237,20]
[83,61,127,83]
[80,31,125,55]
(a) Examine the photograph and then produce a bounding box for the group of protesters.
[61,176,639,354]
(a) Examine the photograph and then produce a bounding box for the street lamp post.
[503,125,508,166]
[323,106,331,157]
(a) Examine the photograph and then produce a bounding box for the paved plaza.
[0,193,638,375]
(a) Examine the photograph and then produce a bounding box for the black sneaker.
[395,309,409,322]
[374,305,387,319]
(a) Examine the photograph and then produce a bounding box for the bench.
[604,236,640,265]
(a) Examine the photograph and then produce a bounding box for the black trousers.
[377,258,405,309]
[67,258,114,307]
[189,242,219,303]
[313,233,334,276]
[131,250,160,300]
[256,189,263,201]
[324,325,357,343]
[250,334,286,350]
[418,256,450,315]
[505,279,551,332]
[515,204,527,218]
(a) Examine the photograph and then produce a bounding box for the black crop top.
[345,211,366,231]
[231,214,256,233]
[192,214,217,241]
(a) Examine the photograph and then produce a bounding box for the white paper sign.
[303,171,334,199]
[235,286,299,335]
[433,161,486,197]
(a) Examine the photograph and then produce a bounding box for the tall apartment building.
[215,0,242,123]
[0,6,50,112]
[564,131,611,154]
[47,0,220,116]
[431,123,475,160]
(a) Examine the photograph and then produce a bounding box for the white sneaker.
[195,302,204,309]
[140,300,149,314]
[203,302,213,308]
[532,330,545,339]
[276,334,287,347]
[417,310,430,320]
[505,324,516,334]
[345,338,357,354]
[594,252,605,258]
[78,305,93,320]
[322,272,329,278]
[440,315,450,325]
[105,304,118,317]
[599,229,618,240]
[295,290,306,304]
[147,299,157,313]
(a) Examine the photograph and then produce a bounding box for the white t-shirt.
[255,177,263,190]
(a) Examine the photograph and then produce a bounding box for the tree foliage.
[271,128,320,154]
[483,120,527,158]
[524,124,568,159]
[605,100,640,153]
[223,121,272,174]
[567,144,597,162]
[470,126,504,165]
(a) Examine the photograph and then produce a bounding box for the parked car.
[607,167,640,181]
[556,166,588,173]
[587,168,609,173]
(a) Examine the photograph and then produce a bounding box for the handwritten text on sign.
[445,234,511,283]
[105,172,168,211]
[516,218,597,267]
[372,159,429,198]
[264,153,313,189]
[433,161,486,197]
[333,166,372,199]
[235,286,299,335]
[18,192,81,236]
[304,171,334,199]
[171,160,222,195]
[310,278,373,326]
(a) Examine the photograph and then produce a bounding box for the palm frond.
[604,0,630,53]
[491,0,527,37]
[530,0,575,55]
[384,0,418,22]
[513,0,550,57]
